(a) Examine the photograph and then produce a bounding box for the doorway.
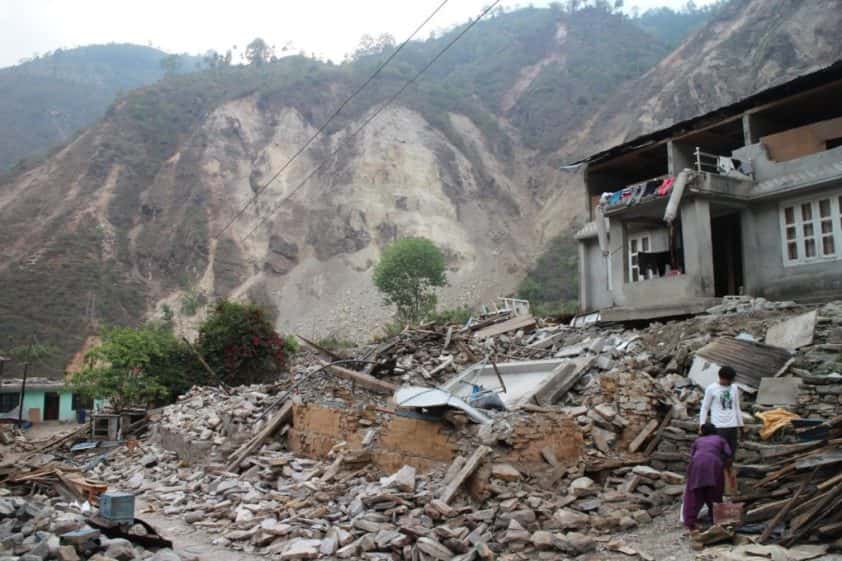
[711,211,744,297]
[43,392,60,421]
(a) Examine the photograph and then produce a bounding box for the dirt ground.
[591,505,842,561]
[136,497,265,561]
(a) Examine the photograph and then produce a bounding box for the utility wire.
[242,0,502,241]
[213,0,451,240]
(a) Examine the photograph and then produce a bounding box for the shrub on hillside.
[69,324,199,411]
[196,300,291,385]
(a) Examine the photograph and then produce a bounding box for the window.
[0,392,20,413]
[628,234,650,282]
[781,193,842,265]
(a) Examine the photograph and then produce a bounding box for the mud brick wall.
[287,402,459,473]
[591,371,665,448]
[503,413,583,467]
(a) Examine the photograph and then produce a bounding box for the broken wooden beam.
[439,445,491,504]
[628,419,659,453]
[226,400,293,472]
[643,406,675,456]
[318,360,397,395]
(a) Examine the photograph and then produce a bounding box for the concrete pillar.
[743,113,777,144]
[668,141,695,174]
[609,218,627,306]
[680,198,715,297]
[578,241,589,312]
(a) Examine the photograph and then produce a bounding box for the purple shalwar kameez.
[682,434,733,529]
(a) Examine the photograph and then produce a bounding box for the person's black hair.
[719,366,737,381]
[701,422,717,436]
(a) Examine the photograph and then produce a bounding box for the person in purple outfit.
[682,422,733,532]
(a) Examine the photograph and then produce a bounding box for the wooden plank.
[644,406,675,456]
[226,400,293,472]
[439,445,491,504]
[320,361,397,395]
[536,357,595,406]
[741,440,822,459]
[628,419,660,453]
[472,316,536,341]
[758,474,812,543]
[744,497,793,524]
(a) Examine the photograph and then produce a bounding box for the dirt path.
[136,498,265,561]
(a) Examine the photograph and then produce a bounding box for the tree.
[68,325,197,412]
[196,300,288,385]
[245,38,274,66]
[373,237,447,324]
[160,54,181,76]
[350,33,396,60]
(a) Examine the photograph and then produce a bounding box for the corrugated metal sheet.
[695,337,793,388]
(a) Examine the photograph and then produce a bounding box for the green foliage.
[0,43,200,171]
[245,38,274,65]
[196,300,288,385]
[5,343,56,363]
[373,238,447,324]
[68,324,198,411]
[315,336,357,351]
[180,289,206,316]
[517,233,579,316]
[160,304,174,323]
[426,306,473,326]
[631,2,725,47]
[283,335,301,355]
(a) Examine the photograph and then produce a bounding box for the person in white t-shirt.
[699,366,743,456]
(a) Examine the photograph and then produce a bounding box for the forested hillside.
[0,44,199,171]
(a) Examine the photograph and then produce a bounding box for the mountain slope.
[562,0,842,159]
[0,6,670,373]
[0,44,200,171]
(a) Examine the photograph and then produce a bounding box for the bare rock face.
[563,0,842,159]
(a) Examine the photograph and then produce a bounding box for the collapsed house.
[573,59,842,322]
[3,299,841,561]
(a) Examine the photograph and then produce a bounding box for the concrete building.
[574,60,842,321]
[0,378,89,423]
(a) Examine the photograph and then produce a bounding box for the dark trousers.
[717,427,738,456]
[683,485,724,529]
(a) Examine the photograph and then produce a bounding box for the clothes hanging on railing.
[602,175,676,210]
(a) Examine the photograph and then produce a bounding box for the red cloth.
[656,177,675,196]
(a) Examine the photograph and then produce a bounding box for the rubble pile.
[87,437,691,560]
[3,296,842,560]
[0,491,181,561]
[706,295,799,316]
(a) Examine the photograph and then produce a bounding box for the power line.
[241,0,502,241]
[213,0,451,241]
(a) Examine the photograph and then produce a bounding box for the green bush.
[373,237,447,324]
[68,324,199,410]
[426,305,473,326]
[315,336,357,351]
[180,289,206,316]
[196,300,288,385]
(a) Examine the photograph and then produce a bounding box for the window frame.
[779,192,842,266]
[628,233,651,282]
[0,392,21,413]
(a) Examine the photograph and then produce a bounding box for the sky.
[0,0,716,69]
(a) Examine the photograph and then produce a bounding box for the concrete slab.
[756,376,803,406]
[441,359,568,410]
[765,310,817,350]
